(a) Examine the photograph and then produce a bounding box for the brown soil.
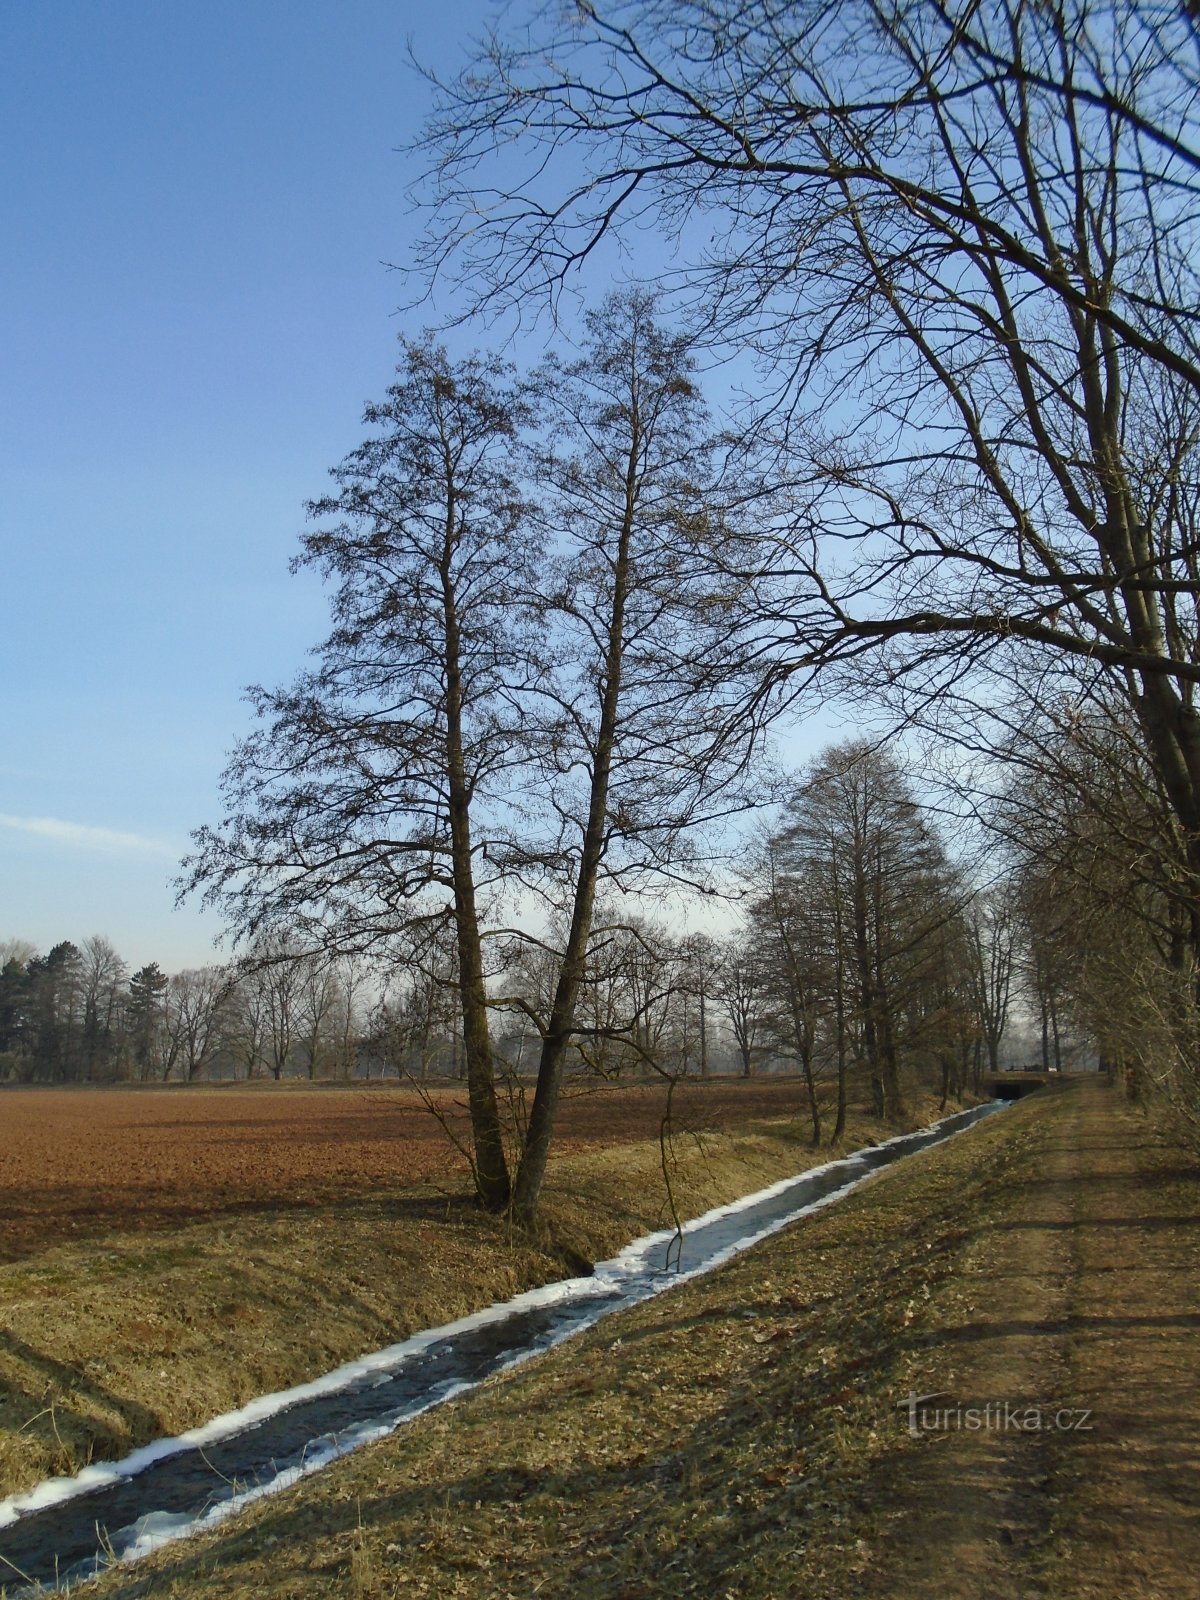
[72,1079,1200,1600]
[1,1075,906,1508]
[0,1077,801,1262]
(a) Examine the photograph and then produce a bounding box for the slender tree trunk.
[442,522,510,1211]
[852,850,882,1116]
[870,849,905,1122]
[511,411,638,1226]
[699,986,708,1079]
[799,1038,821,1146]
[832,956,847,1142]
[1039,986,1051,1071]
[829,850,848,1142]
[1050,993,1063,1071]
[877,995,904,1120]
[511,808,609,1221]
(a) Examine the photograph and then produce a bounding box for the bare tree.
[0,938,37,969]
[501,292,759,1221]
[294,955,340,1080]
[79,935,128,1080]
[183,339,540,1206]
[327,956,369,1080]
[247,943,303,1083]
[967,890,1018,1078]
[993,701,1189,1093]
[224,967,268,1080]
[414,0,1200,1057]
[677,932,716,1079]
[167,965,236,1082]
[186,296,762,1222]
[768,740,965,1121]
[750,837,827,1143]
[714,934,768,1081]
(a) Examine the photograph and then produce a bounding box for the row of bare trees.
[178,308,1103,1220]
[181,0,1200,1213]
[0,937,367,1085]
[391,0,1200,1144]
[986,684,1200,1113]
[729,738,1097,1144]
[183,295,767,1222]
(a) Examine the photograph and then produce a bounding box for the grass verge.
[0,1083,955,1505]
[70,1078,1200,1600]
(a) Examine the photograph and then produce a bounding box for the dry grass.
[71,1077,1200,1600]
[0,1077,947,1505]
[74,1084,1036,1600]
[0,1079,812,1263]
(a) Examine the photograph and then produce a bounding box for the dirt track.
[865,1078,1200,1597]
[0,1078,801,1261]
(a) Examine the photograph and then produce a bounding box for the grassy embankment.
[73,1078,1200,1600]
[0,1080,950,1506]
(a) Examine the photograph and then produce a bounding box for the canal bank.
[36,1079,1197,1599]
[2,1104,1004,1589]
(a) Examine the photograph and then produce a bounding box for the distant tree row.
[0,938,366,1085]
[0,740,1047,1103]
[492,735,1089,1145]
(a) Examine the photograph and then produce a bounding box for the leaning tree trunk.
[510,416,637,1226]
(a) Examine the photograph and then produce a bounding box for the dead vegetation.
[0,1079,807,1263]
[0,1077,939,1505]
[65,1079,1200,1600]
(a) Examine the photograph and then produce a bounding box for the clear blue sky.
[0,0,511,969]
[0,0,843,973]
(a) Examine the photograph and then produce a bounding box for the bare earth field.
[0,1078,803,1262]
[0,1074,884,1509]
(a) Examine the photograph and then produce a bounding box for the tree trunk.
[442,516,510,1211]
[511,394,638,1226]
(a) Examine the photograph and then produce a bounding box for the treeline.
[0,940,365,1084]
[186,299,1066,1223]
[331,0,1200,1217]
[165,303,1114,1228]
[712,738,1091,1138]
[3,739,1084,1092]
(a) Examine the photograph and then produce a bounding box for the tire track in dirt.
[859,1081,1200,1598]
[854,1096,1080,1597]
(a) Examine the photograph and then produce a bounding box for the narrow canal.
[0,1101,1005,1593]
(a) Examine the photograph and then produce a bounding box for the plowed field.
[0,1077,800,1261]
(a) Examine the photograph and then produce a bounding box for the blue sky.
[0,0,845,973]
[0,0,504,968]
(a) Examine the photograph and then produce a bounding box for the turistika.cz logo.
[898,1392,1094,1439]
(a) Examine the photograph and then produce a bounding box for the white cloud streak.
[0,814,176,860]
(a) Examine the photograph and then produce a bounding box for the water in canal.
[0,1100,1004,1593]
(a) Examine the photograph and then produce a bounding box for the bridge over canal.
[981,1067,1099,1099]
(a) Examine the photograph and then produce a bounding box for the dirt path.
[852,1090,1080,1596]
[861,1080,1200,1598]
[1042,1085,1200,1596]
